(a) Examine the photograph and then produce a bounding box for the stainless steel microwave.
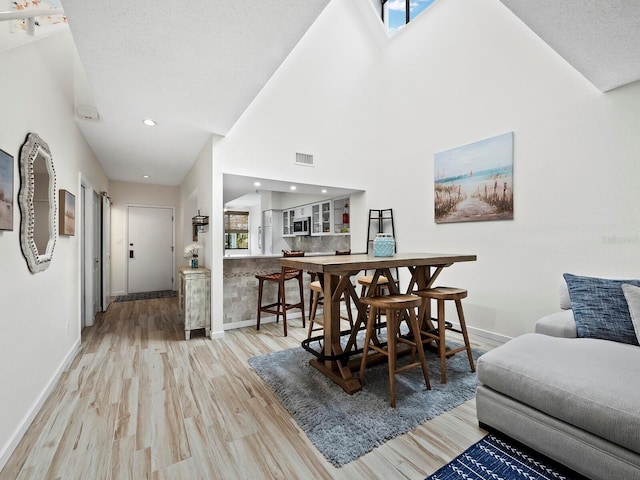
[293,217,310,235]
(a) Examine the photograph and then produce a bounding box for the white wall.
[0,31,108,467]
[179,135,219,336]
[109,181,180,295]
[214,0,640,339]
[179,134,214,267]
[377,0,640,337]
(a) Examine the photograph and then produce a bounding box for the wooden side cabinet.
[178,266,211,340]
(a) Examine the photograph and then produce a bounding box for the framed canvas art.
[59,189,75,236]
[434,132,514,224]
[0,149,14,231]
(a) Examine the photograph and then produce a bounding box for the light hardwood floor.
[1,297,501,480]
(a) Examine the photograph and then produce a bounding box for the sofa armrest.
[535,309,577,338]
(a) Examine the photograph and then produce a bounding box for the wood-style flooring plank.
[0,296,501,480]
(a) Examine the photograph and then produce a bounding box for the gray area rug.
[114,290,176,302]
[248,340,484,467]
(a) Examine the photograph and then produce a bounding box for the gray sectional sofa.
[476,275,640,480]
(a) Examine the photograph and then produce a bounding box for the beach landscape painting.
[59,189,76,236]
[434,132,514,224]
[0,149,14,231]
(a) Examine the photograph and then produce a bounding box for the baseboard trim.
[0,339,82,472]
[448,321,511,344]
[223,311,305,331]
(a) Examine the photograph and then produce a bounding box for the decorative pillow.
[563,273,640,346]
[622,284,640,344]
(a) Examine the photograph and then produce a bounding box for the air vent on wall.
[295,152,314,167]
[76,105,99,121]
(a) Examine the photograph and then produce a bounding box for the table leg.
[308,272,361,394]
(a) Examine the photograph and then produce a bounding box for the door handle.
[129,250,134,259]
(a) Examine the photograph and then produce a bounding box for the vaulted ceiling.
[498,0,640,92]
[12,1,640,189]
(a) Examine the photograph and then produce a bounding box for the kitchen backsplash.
[291,235,351,253]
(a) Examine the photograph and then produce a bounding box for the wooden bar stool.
[307,250,353,339]
[415,287,475,383]
[359,294,431,407]
[255,250,305,337]
[357,275,390,297]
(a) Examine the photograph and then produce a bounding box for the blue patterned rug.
[427,434,586,480]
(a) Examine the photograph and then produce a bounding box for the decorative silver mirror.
[19,133,57,273]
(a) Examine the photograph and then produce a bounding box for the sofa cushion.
[623,284,640,343]
[535,309,577,338]
[477,333,640,455]
[563,273,640,346]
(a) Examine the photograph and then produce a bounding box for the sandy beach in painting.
[435,171,513,223]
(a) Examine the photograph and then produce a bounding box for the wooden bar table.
[280,252,477,394]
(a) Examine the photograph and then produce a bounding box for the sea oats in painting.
[435,132,514,224]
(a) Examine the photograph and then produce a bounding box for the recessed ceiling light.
[254,181,261,187]
[142,175,150,179]
[290,185,297,191]
[321,189,327,193]
[143,119,157,126]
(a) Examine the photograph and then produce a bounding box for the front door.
[127,206,174,293]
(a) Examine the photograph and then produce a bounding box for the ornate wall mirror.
[19,133,57,273]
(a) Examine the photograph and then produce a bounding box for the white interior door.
[127,206,174,293]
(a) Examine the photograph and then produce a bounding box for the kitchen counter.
[224,251,335,260]
[223,255,314,327]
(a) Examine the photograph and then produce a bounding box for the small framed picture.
[0,149,14,231]
[59,189,76,236]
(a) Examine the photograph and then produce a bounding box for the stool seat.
[360,294,421,310]
[257,270,304,283]
[359,294,430,407]
[418,287,467,301]
[357,275,389,286]
[415,286,475,383]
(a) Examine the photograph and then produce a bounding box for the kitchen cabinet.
[295,205,309,218]
[311,200,332,235]
[333,197,350,234]
[282,209,295,237]
[178,266,211,340]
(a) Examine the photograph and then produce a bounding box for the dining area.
[264,251,478,407]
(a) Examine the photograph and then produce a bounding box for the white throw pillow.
[622,283,640,344]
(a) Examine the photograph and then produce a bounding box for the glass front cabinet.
[311,200,332,236]
[282,209,295,237]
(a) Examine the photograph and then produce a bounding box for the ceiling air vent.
[295,152,314,167]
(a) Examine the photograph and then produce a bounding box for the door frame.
[125,204,176,294]
[79,174,99,328]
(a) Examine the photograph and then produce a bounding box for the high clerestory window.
[381,0,437,35]
[224,211,249,249]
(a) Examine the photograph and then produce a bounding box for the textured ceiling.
[61,0,331,186]
[499,0,640,92]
